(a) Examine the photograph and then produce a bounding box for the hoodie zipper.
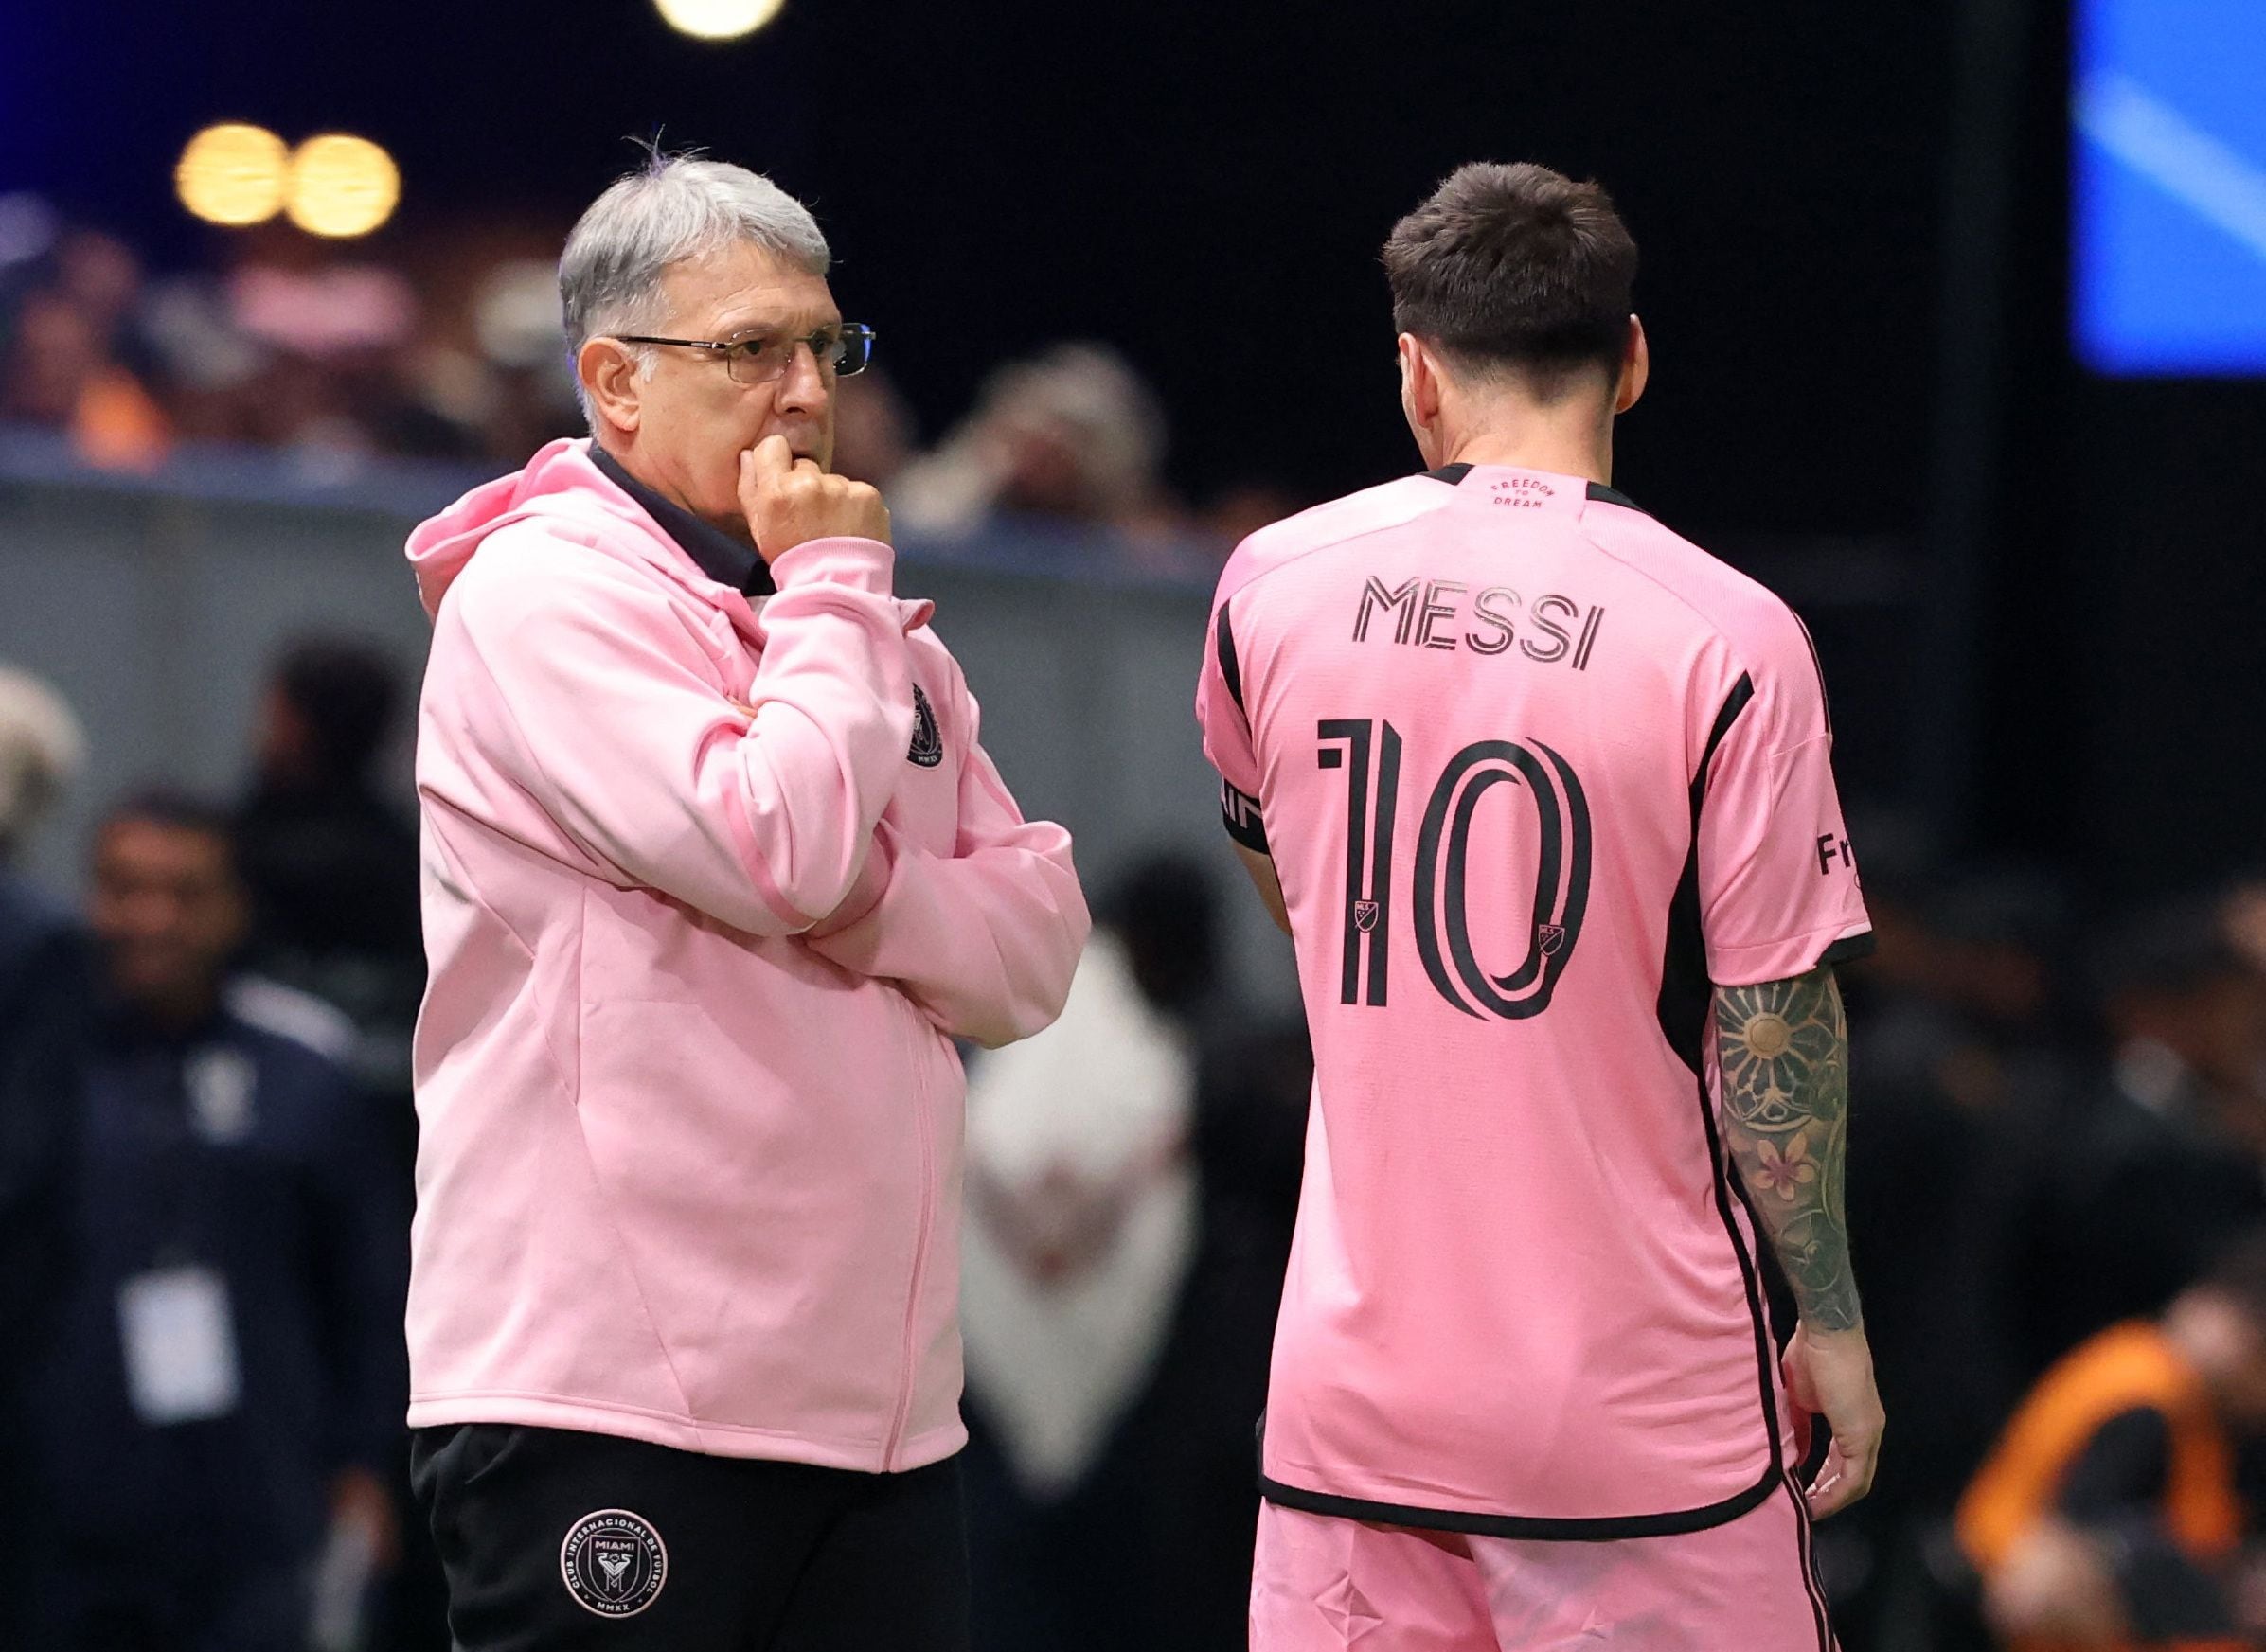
[883,1007,937,1471]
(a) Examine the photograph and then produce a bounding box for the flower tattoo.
[1714,966,1858,1331]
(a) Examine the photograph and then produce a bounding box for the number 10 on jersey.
[1318,718,1593,1021]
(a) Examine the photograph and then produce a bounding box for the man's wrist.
[1800,1314,1867,1341]
[767,535,895,595]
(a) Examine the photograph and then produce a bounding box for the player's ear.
[580,337,645,437]
[1397,334,1443,466]
[1399,333,1442,426]
[1615,316,1650,415]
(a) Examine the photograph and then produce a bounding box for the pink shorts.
[1250,1481,1833,1651]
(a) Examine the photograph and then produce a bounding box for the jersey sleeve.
[1694,610,1872,986]
[1196,579,1270,854]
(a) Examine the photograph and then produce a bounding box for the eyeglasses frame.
[610,323,876,382]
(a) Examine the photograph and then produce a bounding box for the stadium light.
[654,0,786,41]
[286,134,401,239]
[176,124,291,226]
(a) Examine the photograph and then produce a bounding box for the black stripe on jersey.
[1792,611,1834,737]
[1658,677,1756,1067]
[1257,1464,1779,1543]
[1584,480,1647,513]
[1819,932,1877,967]
[1697,677,1757,819]
[1220,779,1269,854]
[1365,725,1401,1006]
[1782,1472,1835,1651]
[1657,673,1790,1495]
[1426,467,1649,516]
[1214,600,1247,716]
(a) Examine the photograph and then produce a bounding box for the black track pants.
[411,1424,970,1652]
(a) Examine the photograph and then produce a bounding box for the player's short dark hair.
[1382,162,1638,398]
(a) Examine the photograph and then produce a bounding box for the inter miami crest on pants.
[561,1509,668,1618]
[908,684,943,768]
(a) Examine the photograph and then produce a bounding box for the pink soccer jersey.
[1195,463,1871,1537]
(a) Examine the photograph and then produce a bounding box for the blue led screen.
[2076,0,2266,375]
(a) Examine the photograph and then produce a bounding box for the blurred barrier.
[0,426,1303,999]
[0,426,1921,1003]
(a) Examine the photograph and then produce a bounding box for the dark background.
[3,0,2257,891]
[0,1,1949,518]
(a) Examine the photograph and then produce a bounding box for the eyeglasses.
[614,323,876,384]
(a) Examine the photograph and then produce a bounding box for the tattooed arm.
[1714,964,1884,1515]
[1715,966,1859,1328]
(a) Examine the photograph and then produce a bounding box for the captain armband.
[1220,779,1269,854]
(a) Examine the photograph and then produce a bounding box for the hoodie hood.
[407,438,657,618]
[407,436,933,632]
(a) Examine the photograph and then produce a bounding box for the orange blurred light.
[285,134,401,239]
[176,124,290,226]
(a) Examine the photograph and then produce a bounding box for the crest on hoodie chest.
[719,617,946,774]
[908,684,944,768]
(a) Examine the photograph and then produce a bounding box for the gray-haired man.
[402,155,1086,1650]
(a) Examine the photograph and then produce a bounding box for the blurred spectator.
[1853,862,2079,1116]
[1828,872,2050,1646]
[1958,1234,2266,1649]
[223,259,422,463]
[230,261,419,364]
[456,256,585,461]
[2223,873,2266,981]
[233,638,448,1651]
[2008,900,2266,1385]
[0,210,1256,590]
[0,284,170,469]
[963,926,1195,1450]
[1200,480,1311,550]
[0,660,85,867]
[20,790,407,1651]
[961,852,1303,1651]
[54,228,157,373]
[233,635,424,1101]
[830,361,919,488]
[54,228,151,364]
[895,342,1179,537]
[0,191,62,282]
[137,272,273,443]
[960,871,1203,1650]
[380,254,585,464]
[0,210,602,472]
[0,666,91,1565]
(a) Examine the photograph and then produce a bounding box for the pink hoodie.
[402,438,1088,1472]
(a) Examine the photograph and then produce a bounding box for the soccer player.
[1195,163,1884,1649]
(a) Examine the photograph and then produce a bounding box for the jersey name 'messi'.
[1350,574,1605,669]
